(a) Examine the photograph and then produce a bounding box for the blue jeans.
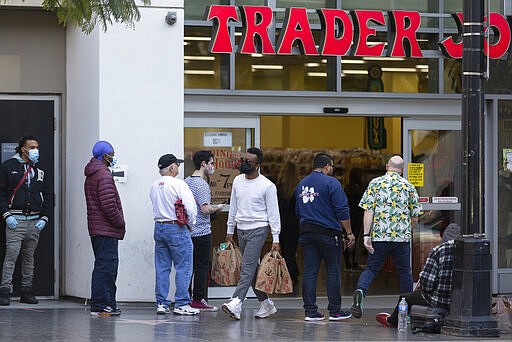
[299,232,343,316]
[356,241,413,294]
[154,222,193,308]
[90,236,119,311]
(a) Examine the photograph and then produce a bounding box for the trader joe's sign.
[206,6,510,59]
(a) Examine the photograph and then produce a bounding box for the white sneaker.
[156,304,170,314]
[173,304,200,316]
[222,297,242,320]
[255,298,277,319]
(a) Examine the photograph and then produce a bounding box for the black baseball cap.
[158,154,184,169]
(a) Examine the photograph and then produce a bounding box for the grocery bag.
[275,253,293,294]
[211,241,242,286]
[255,250,279,294]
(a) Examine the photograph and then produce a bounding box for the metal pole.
[441,0,499,336]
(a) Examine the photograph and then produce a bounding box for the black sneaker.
[351,289,364,318]
[329,310,352,321]
[90,306,119,317]
[305,312,325,321]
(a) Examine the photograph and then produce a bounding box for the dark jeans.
[388,291,430,326]
[90,236,119,311]
[299,232,343,316]
[190,234,211,301]
[356,241,413,294]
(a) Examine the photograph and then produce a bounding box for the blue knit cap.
[92,141,114,160]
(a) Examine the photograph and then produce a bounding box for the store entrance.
[184,113,462,298]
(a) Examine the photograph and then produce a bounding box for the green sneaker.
[351,289,364,318]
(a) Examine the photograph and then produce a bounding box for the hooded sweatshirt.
[84,157,125,239]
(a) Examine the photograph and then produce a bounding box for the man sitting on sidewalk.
[375,223,461,327]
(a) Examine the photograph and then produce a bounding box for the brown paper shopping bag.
[255,251,281,294]
[211,241,242,286]
[275,254,293,294]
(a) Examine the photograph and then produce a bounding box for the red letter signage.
[484,12,511,59]
[387,11,422,57]
[317,9,353,56]
[439,13,463,59]
[239,6,276,54]
[206,5,239,53]
[276,7,319,55]
[350,10,386,57]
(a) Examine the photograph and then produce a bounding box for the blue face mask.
[27,149,39,163]
[107,155,118,168]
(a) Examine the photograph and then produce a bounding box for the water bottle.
[398,297,408,332]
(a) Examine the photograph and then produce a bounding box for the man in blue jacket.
[295,153,355,321]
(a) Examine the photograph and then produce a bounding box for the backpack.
[410,305,447,334]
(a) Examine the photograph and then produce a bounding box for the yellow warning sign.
[408,163,424,187]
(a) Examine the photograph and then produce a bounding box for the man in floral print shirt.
[351,155,422,319]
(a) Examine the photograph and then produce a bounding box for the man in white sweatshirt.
[222,147,281,320]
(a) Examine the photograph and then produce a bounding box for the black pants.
[189,234,211,301]
[388,290,430,326]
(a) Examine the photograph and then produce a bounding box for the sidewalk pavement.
[0,296,508,341]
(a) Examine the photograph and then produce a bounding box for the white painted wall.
[66,2,184,301]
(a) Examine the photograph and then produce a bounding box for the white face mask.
[205,163,215,175]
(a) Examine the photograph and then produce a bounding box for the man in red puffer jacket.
[84,140,125,316]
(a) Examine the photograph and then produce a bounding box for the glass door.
[184,116,259,298]
[403,119,462,281]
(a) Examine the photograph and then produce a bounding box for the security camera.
[166,11,177,25]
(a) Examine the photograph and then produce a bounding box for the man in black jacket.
[0,136,51,305]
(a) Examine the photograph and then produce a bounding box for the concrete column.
[65,0,184,301]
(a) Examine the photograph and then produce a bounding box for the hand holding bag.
[211,241,242,286]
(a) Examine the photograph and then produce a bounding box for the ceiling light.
[184,56,215,61]
[184,37,211,41]
[251,53,264,57]
[341,59,365,64]
[321,59,327,63]
[381,67,417,72]
[363,57,405,61]
[307,72,327,77]
[251,65,284,70]
[343,70,369,75]
[305,63,320,67]
[184,70,215,75]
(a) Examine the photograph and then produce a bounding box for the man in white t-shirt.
[221,147,281,320]
[149,154,198,316]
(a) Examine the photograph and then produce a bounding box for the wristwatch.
[363,233,371,237]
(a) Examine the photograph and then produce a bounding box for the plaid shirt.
[419,240,455,309]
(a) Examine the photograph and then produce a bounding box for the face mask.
[240,160,255,174]
[106,154,117,167]
[205,163,215,175]
[109,155,118,168]
[26,149,39,163]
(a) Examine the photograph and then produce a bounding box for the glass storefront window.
[486,60,512,94]
[412,210,460,280]
[277,0,329,8]
[444,59,462,94]
[185,0,224,21]
[342,0,436,12]
[411,129,462,199]
[498,100,512,268]
[341,56,439,93]
[184,27,225,89]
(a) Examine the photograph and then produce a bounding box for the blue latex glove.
[5,216,18,229]
[35,220,46,231]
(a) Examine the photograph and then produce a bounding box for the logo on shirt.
[300,186,319,203]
